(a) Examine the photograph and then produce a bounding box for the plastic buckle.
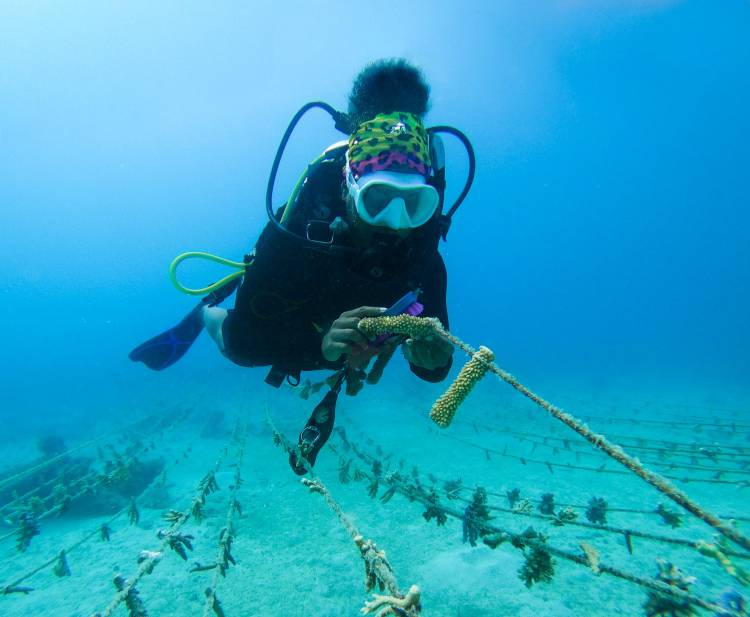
[306,220,335,245]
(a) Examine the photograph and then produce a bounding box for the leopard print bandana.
[347,111,431,181]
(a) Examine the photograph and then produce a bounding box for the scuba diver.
[130,59,475,473]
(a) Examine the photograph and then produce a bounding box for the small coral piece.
[157,530,194,561]
[204,588,226,617]
[367,476,380,499]
[191,471,220,523]
[539,493,555,515]
[443,479,463,500]
[358,315,439,340]
[26,495,44,517]
[579,542,600,575]
[519,544,555,588]
[361,584,421,616]
[217,526,236,576]
[463,487,491,547]
[422,490,447,526]
[101,523,112,541]
[643,559,697,617]
[430,347,494,428]
[513,499,533,514]
[16,513,40,552]
[552,506,578,526]
[162,509,182,524]
[355,535,395,593]
[624,531,634,554]
[137,550,162,574]
[655,503,683,528]
[128,498,140,525]
[53,550,71,577]
[339,458,352,484]
[511,526,542,550]
[506,488,521,508]
[189,562,217,573]
[696,539,750,585]
[483,532,511,549]
[301,478,325,495]
[113,575,148,617]
[585,497,608,525]
[380,486,397,503]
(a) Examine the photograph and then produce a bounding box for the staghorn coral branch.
[357,315,750,553]
[430,347,494,428]
[361,584,421,615]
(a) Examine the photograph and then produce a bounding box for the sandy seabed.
[1,372,747,617]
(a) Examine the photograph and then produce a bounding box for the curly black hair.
[347,58,431,127]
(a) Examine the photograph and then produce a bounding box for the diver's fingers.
[337,313,383,331]
[325,341,350,357]
[334,315,364,330]
[329,328,368,349]
[345,306,387,319]
[334,307,386,334]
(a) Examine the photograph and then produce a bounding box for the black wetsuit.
[221,154,452,384]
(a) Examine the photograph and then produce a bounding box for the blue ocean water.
[1,2,749,616]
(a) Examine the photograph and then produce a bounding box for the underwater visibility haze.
[1,2,749,616]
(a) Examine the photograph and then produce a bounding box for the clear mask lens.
[358,182,438,228]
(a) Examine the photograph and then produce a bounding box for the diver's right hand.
[321,306,386,362]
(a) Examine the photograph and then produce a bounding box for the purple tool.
[372,290,424,347]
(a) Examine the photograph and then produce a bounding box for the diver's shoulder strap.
[429,133,446,174]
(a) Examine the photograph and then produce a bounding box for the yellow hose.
[168,252,246,296]
[280,151,327,225]
[171,142,347,296]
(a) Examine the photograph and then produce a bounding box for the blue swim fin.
[128,302,206,371]
[128,277,240,371]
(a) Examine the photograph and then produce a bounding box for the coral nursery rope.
[93,444,232,617]
[357,315,750,553]
[1,438,201,596]
[201,438,246,617]
[266,408,421,616]
[346,441,729,615]
[433,429,746,486]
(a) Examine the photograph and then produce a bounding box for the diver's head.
[344,111,438,234]
[343,60,437,235]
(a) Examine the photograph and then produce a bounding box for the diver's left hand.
[402,334,453,370]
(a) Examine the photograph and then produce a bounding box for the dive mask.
[345,163,439,230]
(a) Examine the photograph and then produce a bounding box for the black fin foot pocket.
[287,389,338,475]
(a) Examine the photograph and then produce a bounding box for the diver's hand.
[322,306,386,362]
[402,334,453,370]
